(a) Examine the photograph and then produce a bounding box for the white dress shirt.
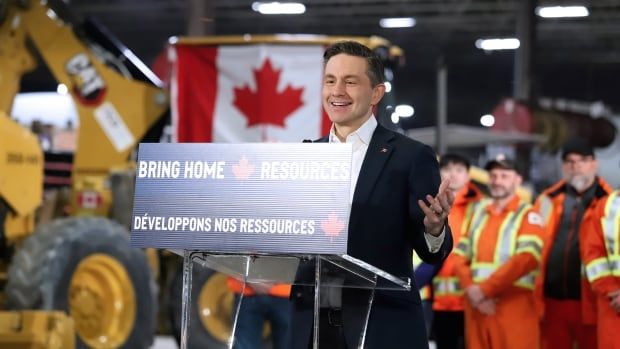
[329,116,445,252]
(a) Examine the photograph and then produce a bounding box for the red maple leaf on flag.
[321,212,345,240]
[233,58,304,128]
[232,156,255,180]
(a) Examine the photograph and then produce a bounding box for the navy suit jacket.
[291,123,453,349]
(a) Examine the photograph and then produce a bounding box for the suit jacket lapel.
[350,125,394,222]
[316,127,394,199]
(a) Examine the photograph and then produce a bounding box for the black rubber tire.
[6,217,158,349]
[169,264,228,349]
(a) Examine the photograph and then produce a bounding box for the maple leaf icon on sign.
[233,58,304,128]
[321,212,345,241]
[232,156,255,180]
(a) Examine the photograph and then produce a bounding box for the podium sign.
[130,143,352,255]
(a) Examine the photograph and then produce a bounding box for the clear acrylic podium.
[130,143,407,348]
[177,250,411,349]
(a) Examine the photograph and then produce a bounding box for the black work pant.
[433,310,465,349]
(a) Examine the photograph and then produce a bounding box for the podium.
[130,143,411,348]
[177,251,410,349]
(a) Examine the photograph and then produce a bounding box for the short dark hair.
[439,153,471,170]
[323,41,385,87]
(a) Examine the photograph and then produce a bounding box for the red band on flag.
[175,45,218,142]
[321,108,331,136]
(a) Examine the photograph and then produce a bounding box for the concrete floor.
[149,336,437,349]
[151,336,178,349]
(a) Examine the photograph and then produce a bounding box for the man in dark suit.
[291,41,454,348]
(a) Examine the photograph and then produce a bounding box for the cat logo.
[65,53,107,106]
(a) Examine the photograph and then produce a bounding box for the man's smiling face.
[322,53,384,129]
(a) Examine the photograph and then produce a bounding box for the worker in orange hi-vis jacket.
[581,190,620,349]
[453,157,545,349]
[533,139,613,349]
[430,153,484,349]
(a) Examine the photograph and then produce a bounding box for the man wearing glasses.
[534,139,613,349]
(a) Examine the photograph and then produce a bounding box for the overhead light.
[480,114,495,127]
[391,112,400,124]
[384,82,392,93]
[379,17,416,28]
[475,38,520,51]
[252,2,306,15]
[536,6,589,18]
[56,84,68,95]
[395,104,414,118]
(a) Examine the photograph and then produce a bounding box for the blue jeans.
[233,295,292,349]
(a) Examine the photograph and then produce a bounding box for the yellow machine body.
[0,1,168,348]
[0,114,42,241]
[0,311,75,349]
[1,2,167,218]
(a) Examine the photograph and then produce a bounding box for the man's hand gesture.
[418,179,455,236]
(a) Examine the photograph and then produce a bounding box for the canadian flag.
[77,191,102,209]
[171,44,331,142]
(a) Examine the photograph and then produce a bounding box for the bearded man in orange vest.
[534,139,613,349]
[454,157,545,349]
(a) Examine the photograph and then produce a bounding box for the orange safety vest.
[533,177,613,324]
[454,195,545,298]
[581,190,620,349]
[582,190,620,296]
[432,182,483,311]
[226,277,291,298]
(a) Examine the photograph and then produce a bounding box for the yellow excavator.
[0,0,166,347]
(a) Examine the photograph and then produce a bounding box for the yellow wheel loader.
[0,0,165,347]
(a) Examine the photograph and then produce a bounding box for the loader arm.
[1,0,168,216]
